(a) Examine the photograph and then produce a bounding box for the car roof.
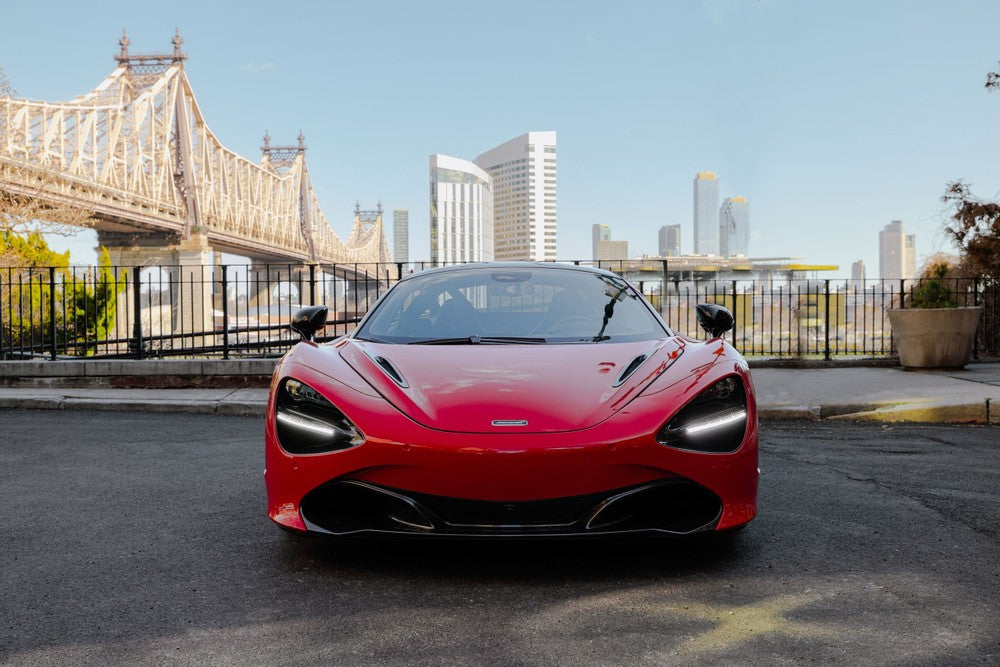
[397,262,621,283]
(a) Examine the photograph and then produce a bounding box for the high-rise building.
[904,234,916,279]
[474,131,556,261]
[429,155,493,264]
[592,224,611,258]
[719,196,749,257]
[879,220,916,280]
[693,172,720,255]
[591,224,626,261]
[392,209,409,265]
[851,260,866,292]
[659,224,680,257]
[595,240,628,262]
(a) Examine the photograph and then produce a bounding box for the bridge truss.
[0,30,390,265]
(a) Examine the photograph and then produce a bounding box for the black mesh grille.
[300,478,722,537]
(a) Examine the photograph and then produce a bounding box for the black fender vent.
[364,350,408,388]
[614,354,648,387]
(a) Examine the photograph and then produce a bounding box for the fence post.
[48,267,57,361]
[730,280,738,347]
[309,263,317,306]
[396,262,403,281]
[221,266,230,360]
[132,266,143,360]
[973,278,980,360]
[824,279,831,361]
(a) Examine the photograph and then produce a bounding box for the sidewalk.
[753,363,1000,423]
[1,363,999,423]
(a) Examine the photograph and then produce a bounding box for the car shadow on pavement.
[275,529,756,583]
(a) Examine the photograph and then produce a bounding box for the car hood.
[339,338,682,433]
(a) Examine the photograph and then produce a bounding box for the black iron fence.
[1,261,997,360]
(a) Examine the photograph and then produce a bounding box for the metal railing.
[1,261,997,361]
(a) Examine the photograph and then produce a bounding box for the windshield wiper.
[592,284,630,341]
[354,334,392,343]
[409,335,547,345]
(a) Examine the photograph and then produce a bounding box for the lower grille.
[299,479,722,537]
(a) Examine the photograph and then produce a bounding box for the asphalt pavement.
[1,411,997,665]
[2,362,1000,423]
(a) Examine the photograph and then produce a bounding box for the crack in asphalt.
[761,437,1000,544]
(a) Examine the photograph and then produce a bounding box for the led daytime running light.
[276,410,339,438]
[684,409,747,435]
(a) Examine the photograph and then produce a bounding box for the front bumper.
[299,478,722,537]
[266,359,759,536]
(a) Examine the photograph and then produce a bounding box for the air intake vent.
[374,355,408,388]
[613,354,648,387]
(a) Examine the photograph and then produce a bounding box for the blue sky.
[5,0,1000,277]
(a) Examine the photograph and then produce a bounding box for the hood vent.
[364,350,409,388]
[613,353,648,387]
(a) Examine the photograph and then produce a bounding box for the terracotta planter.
[887,306,982,369]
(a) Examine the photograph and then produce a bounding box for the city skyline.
[5,1,998,278]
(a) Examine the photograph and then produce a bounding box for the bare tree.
[942,181,1000,280]
[0,64,15,98]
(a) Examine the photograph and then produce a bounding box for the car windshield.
[355,267,669,344]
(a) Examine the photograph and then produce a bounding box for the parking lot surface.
[2,411,998,665]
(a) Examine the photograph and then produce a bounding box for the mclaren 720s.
[265,263,757,538]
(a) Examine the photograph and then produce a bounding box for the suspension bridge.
[0,30,391,267]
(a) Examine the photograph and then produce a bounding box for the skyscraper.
[474,131,556,261]
[719,196,749,257]
[659,225,680,257]
[904,235,916,279]
[429,155,494,264]
[879,220,916,280]
[592,224,626,261]
[392,208,409,265]
[851,260,866,292]
[693,171,719,255]
[592,224,610,258]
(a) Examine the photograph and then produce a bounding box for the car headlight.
[656,376,748,453]
[275,378,365,454]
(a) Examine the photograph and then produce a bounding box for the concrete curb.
[761,400,996,424]
[0,359,279,378]
[0,396,267,417]
[757,405,822,420]
[828,401,994,424]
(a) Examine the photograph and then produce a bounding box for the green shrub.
[911,263,957,309]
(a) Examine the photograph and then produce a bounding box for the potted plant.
[887,262,981,369]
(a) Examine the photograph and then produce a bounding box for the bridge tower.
[246,131,320,313]
[99,30,214,347]
[261,131,317,261]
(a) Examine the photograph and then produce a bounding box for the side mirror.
[696,303,734,339]
[290,306,328,342]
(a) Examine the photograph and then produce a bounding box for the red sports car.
[265,263,757,537]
